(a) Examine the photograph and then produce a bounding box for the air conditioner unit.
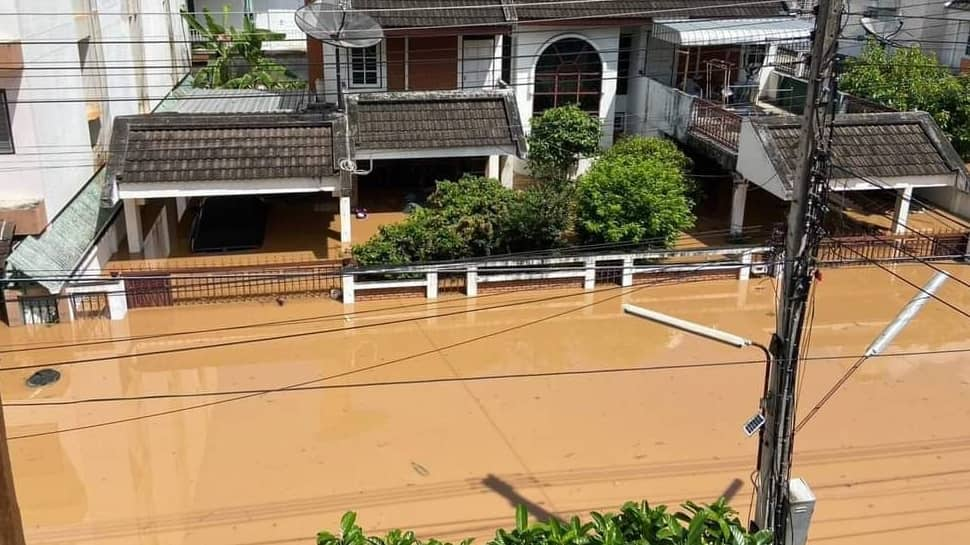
[786,478,816,545]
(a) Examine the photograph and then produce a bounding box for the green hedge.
[317,500,772,545]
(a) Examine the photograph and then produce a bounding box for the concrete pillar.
[892,186,913,235]
[499,155,514,188]
[621,257,634,287]
[730,175,749,240]
[584,258,597,291]
[339,196,352,252]
[123,198,143,254]
[2,289,23,327]
[486,155,501,180]
[107,280,129,321]
[738,251,752,281]
[426,272,439,299]
[342,274,355,304]
[175,196,188,220]
[466,266,478,297]
[626,26,649,135]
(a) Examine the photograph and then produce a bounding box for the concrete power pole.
[0,393,26,545]
[754,0,843,541]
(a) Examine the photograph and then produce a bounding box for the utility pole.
[0,393,26,545]
[754,0,843,541]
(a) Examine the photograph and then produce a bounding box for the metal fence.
[819,230,970,266]
[122,261,346,309]
[71,292,110,320]
[20,295,59,325]
[689,99,742,151]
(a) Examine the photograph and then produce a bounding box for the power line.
[5,272,685,440]
[0,261,741,372]
[9,346,970,408]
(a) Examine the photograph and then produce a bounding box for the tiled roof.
[511,0,787,21]
[108,114,337,185]
[348,90,525,156]
[350,0,786,27]
[352,0,508,28]
[751,112,966,191]
[6,170,118,293]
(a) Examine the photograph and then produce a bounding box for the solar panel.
[743,412,766,437]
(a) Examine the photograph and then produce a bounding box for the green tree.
[527,105,602,182]
[841,40,970,158]
[352,176,574,265]
[576,136,694,245]
[180,6,303,90]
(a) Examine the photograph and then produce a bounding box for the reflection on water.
[2,265,969,545]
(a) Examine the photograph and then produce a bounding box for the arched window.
[533,38,602,116]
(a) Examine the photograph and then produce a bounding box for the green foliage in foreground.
[317,501,772,545]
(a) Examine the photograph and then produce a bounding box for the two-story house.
[1,0,191,325]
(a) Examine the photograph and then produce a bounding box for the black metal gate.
[20,296,59,325]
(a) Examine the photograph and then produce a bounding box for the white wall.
[920,185,970,220]
[511,26,620,149]
[193,0,305,51]
[0,0,190,226]
[736,120,790,200]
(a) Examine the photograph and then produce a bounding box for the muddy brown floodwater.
[2,265,970,545]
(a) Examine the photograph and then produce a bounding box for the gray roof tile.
[751,112,966,191]
[348,90,525,155]
[512,0,787,20]
[109,114,337,184]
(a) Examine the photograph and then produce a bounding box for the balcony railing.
[689,99,742,152]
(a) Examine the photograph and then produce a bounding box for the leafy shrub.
[528,105,602,182]
[352,176,571,265]
[576,136,695,245]
[317,500,772,545]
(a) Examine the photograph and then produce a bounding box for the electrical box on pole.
[786,478,816,545]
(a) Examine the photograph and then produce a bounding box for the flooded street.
[2,265,969,545]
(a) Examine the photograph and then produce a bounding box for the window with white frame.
[349,45,380,87]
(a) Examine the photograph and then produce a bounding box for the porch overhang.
[652,17,813,46]
[117,178,340,200]
[108,112,343,200]
[355,145,518,161]
[347,89,526,161]
[738,112,969,201]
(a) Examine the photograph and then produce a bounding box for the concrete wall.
[917,186,970,221]
[736,119,790,200]
[641,77,694,140]
[0,0,190,231]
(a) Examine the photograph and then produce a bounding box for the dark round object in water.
[26,368,61,388]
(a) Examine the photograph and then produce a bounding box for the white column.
[584,258,597,291]
[465,266,478,297]
[339,196,352,251]
[175,196,188,220]
[499,155,514,188]
[626,26,649,135]
[426,272,439,299]
[892,186,913,235]
[123,199,143,254]
[342,274,355,304]
[621,257,634,287]
[738,251,752,281]
[107,280,129,320]
[730,175,749,240]
[486,155,501,180]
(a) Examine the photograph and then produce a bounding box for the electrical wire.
[11,346,970,409]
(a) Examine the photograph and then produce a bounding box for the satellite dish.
[295,0,384,49]
[860,16,904,44]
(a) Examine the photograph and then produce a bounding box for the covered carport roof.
[346,89,525,160]
[741,112,968,199]
[107,113,343,199]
